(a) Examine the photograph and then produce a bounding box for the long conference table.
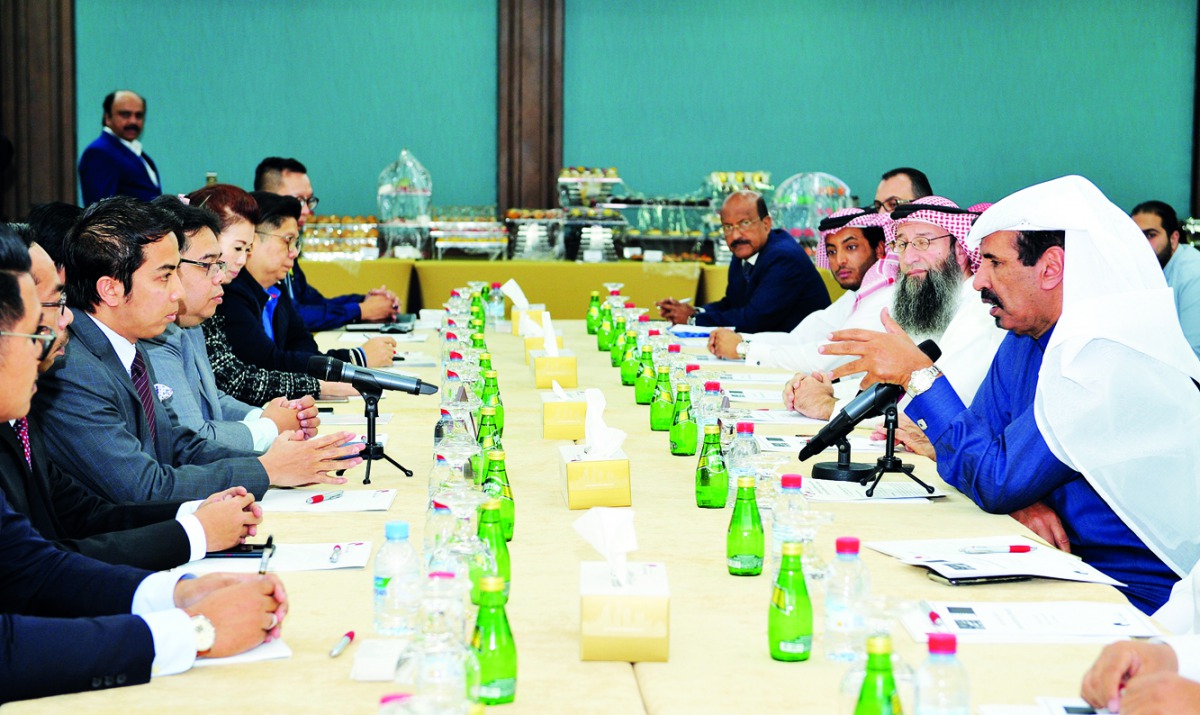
[9,318,1129,714]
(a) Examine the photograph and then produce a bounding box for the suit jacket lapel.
[70,317,153,442]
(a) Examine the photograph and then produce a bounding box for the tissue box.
[541,391,586,440]
[559,444,630,509]
[531,350,578,388]
[580,561,669,662]
[524,332,564,364]
[511,305,547,335]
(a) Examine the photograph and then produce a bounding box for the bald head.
[103,90,146,142]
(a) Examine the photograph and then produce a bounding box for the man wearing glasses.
[656,190,830,333]
[144,196,321,452]
[254,157,400,331]
[871,167,932,214]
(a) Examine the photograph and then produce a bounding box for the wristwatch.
[191,614,216,655]
[734,342,749,357]
[906,365,943,398]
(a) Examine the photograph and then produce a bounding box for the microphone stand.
[810,437,876,483]
[863,403,936,497]
[341,386,413,485]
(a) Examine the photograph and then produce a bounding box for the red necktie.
[131,351,159,446]
[13,418,31,470]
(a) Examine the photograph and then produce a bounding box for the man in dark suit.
[656,190,830,334]
[0,234,262,571]
[78,90,163,206]
[0,224,287,703]
[34,197,363,502]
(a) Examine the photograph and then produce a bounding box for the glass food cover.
[771,172,853,258]
[378,149,433,259]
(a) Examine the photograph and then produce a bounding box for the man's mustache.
[980,288,1003,309]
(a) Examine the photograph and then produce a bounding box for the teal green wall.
[76,1,497,215]
[564,0,1196,214]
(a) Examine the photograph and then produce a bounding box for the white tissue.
[573,507,637,587]
[583,388,626,459]
[519,312,543,337]
[542,313,559,357]
[500,279,530,310]
[551,380,569,400]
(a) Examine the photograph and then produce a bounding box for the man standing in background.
[1132,200,1200,358]
[78,91,162,206]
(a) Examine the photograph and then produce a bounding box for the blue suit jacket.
[0,488,155,703]
[696,228,831,333]
[78,131,162,206]
[286,260,363,332]
[33,314,269,502]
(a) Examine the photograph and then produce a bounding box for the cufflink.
[917,419,928,430]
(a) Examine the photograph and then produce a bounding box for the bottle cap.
[484,370,498,378]
[445,332,458,341]
[835,536,860,555]
[704,380,721,391]
[445,370,459,379]
[928,632,957,655]
[480,406,496,415]
[479,352,491,361]
[428,571,456,580]
[479,576,505,592]
[736,476,755,488]
[668,344,681,353]
[491,282,502,289]
[590,290,600,296]
[642,345,653,354]
[780,474,802,489]
[488,450,506,460]
[609,289,620,296]
[482,499,501,510]
[380,694,415,705]
[656,365,670,374]
[638,314,650,323]
[450,290,461,297]
[625,330,637,337]
[704,424,720,434]
[685,364,700,373]
[781,542,804,556]
[648,329,661,337]
[385,521,409,540]
[865,635,893,655]
[676,383,691,392]
[448,351,463,361]
[624,301,636,309]
[736,421,754,434]
[472,333,485,342]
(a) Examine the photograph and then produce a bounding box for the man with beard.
[1132,200,1200,358]
[706,207,892,370]
[785,197,1004,421]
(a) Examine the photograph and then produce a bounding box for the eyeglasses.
[179,257,228,278]
[255,231,302,252]
[893,233,953,254]
[1,325,57,361]
[720,217,762,235]
[40,294,67,316]
[871,197,911,213]
[295,195,319,211]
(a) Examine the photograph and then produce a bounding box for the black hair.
[1015,230,1066,267]
[861,225,885,250]
[101,90,145,125]
[151,195,222,254]
[881,167,933,199]
[65,196,175,311]
[0,224,32,330]
[253,157,308,192]
[27,202,84,269]
[1131,200,1180,238]
[250,191,302,229]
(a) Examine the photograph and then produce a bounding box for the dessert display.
[302,215,381,261]
[431,205,508,260]
[378,149,433,259]
[770,172,854,257]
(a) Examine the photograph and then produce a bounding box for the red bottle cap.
[445,332,458,341]
[491,282,501,288]
[448,351,463,361]
[704,380,721,391]
[609,289,620,296]
[450,290,461,298]
[445,370,459,379]
[668,344,681,353]
[428,571,456,579]
[648,329,661,337]
[685,364,700,373]
[638,314,650,323]
[736,421,754,434]
[780,474,802,489]
[624,301,636,308]
[928,632,957,655]
[835,536,860,555]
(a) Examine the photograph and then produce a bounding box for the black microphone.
[307,356,439,396]
[798,339,941,461]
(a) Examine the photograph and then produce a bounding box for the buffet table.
[9,320,1127,714]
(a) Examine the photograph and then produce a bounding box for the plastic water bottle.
[374,521,422,638]
[423,503,455,570]
[824,536,869,662]
[915,633,970,715]
[726,422,760,506]
[486,282,505,329]
[770,474,808,571]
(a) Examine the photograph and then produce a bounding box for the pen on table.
[307,490,345,505]
[919,599,945,628]
[258,535,275,575]
[679,297,692,304]
[329,630,355,658]
[961,545,1034,554]
[329,544,342,563]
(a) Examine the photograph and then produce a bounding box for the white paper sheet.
[803,479,946,501]
[339,332,429,344]
[668,324,731,337]
[900,601,1158,644]
[320,413,394,426]
[688,352,744,363]
[390,352,437,368]
[1036,697,1112,714]
[755,434,886,454]
[194,638,292,667]
[175,541,373,574]
[725,389,782,404]
[350,638,407,681]
[716,371,795,384]
[978,706,1050,715]
[261,488,398,513]
[747,409,826,426]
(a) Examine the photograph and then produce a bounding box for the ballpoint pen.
[329,544,342,563]
[961,545,1034,554]
[258,535,275,575]
[919,599,945,627]
[307,490,345,505]
[329,631,355,657]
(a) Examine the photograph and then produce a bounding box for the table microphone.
[798,339,941,461]
[307,356,439,396]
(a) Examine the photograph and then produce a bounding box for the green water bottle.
[633,345,656,404]
[471,407,499,484]
[855,635,903,714]
[727,476,764,575]
[478,351,493,372]
[669,383,697,456]
[768,541,813,661]
[596,318,613,352]
[476,499,511,602]
[480,370,505,437]
[618,332,640,381]
[469,292,485,322]
[483,449,515,542]
[471,331,488,352]
[472,576,517,705]
[649,365,675,430]
[585,291,602,335]
[695,424,729,508]
[607,326,625,367]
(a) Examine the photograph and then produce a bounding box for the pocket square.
[154,383,174,401]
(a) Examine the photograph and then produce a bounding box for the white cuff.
[241,413,280,452]
[743,341,770,368]
[176,512,209,562]
[132,571,187,615]
[142,608,197,677]
[1164,635,1200,683]
[175,500,203,518]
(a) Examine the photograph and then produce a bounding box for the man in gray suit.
[144,196,319,452]
[34,197,364,502]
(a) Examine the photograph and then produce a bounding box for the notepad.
[174,541,373,574]
[725,389,782,404]
[900,601,1158,644]
[755,434,886,454]
[746,409,826,426]
[1036,698,1113,714]
[716,371,794,384]
[195,638,292,667]
[803,478,946,501]
[350,639,407,681]
[261,488,397,513]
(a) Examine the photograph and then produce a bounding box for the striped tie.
[130,351,158,446]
